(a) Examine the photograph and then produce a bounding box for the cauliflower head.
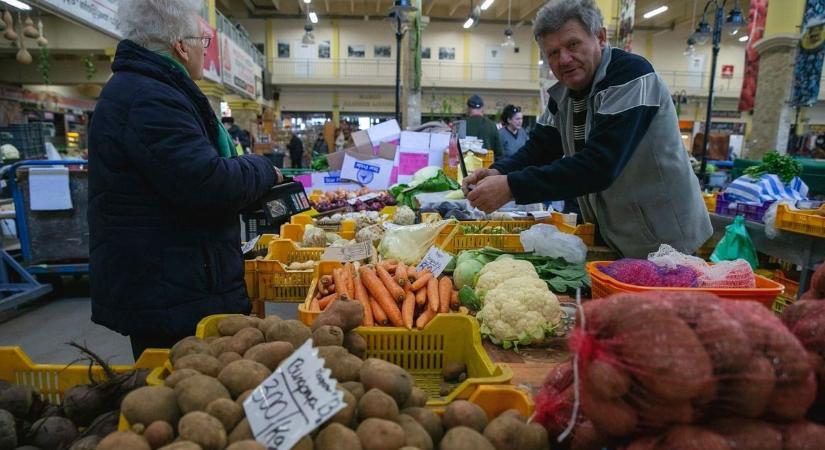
[392,206,416,225]
[475,259,538,298]
[476,276,563,348]
[302,226,327,248]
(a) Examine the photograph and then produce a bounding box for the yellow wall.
[765,0,805,36]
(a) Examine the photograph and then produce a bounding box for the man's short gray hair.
[533,0,604,40]
[117,0,201,51]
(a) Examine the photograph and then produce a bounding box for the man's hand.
[467,175,513,213]
[274,167,284,184]
[461,168,500,196]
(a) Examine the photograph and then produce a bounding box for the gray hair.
[533,0,604,40]
[117,0,201,51]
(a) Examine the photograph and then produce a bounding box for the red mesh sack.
[782,300,825,420]
[621,420,825,450]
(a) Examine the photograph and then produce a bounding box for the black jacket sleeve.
[125,95,276,215]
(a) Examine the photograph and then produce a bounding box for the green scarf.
[158,52,240,158]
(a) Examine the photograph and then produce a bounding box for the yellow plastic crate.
[189,313,513,408]
[243,234,280,303]
[0,346,169,404]
[255,239,324,302]
[703,192,717,213]
[427,213,595,250]
[775,203,825,238]
[291,214,356,239]
[443,151,495,180]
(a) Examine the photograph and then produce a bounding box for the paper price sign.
[416,245,453,277]
[242,235,262,254]
[243,340,345,450]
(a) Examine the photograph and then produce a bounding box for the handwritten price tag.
[416,246,453,277]
[243,340,345,450]
[242,235,262,255]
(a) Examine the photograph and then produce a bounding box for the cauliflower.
[356,224,385,244]
[475,259,538,299]
[476,276,562,349]
[302,226,327,248]
[392,206,416,225]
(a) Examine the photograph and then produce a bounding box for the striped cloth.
[723,174,808,204]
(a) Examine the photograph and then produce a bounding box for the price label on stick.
[242,235,262,255]
[416,245,453,277]
[243,340,345,450]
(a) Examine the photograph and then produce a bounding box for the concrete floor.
[0,278,298,365]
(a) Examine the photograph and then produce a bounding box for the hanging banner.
[791,0,825,107]
[198,16,221,83]
[738,0,768,111]
[220,32,263,100]
[618,0,635,52]
[32,0,120,39]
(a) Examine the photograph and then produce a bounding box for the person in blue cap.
[465,94,504,158]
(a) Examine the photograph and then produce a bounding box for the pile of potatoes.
[98,299,549,450]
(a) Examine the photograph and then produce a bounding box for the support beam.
[296,0,305,13]
[352,0,356,14]
[449,0,464,17]
[376,0,382,14]
[494,0,508,19]
[425,0,437,16]
[325,0,330,12]
[271,0,280,9]
[518,0,541,21]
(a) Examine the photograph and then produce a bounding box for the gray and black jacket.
[492,46,712,258]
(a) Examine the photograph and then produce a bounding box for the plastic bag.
[520,224,587,264]
[378,220,450,265]
[711,215,759,270]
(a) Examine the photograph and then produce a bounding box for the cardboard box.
[366,120,401,150]
[326,151,347,171]
[395,131,451,184]
[351,130,374,154]
[340,142,397,190]
[296,171,361,192]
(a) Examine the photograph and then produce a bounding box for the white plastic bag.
[378,220,451,265]
[519,224,587,264]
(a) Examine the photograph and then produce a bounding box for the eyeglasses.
[182,36,212,49]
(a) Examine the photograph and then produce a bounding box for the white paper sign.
[33,0,120,39]
[244,340,345,450]
[242,235,262,254]
[416,245,453,277]
[28,167,73,211]
[340,154,394,190]
[322,241,374,262]
[347,192,379,205]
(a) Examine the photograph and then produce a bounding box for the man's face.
[183,36,205,80]
[539,20,607,93]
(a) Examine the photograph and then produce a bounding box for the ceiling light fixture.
[643,5,668,19]
[739,35,748,42]
[302,22,315,44]
[303,0,311,3]
[463,17,475,28]
[480,0,494,10]
[463,1,480,29]
[1,0,31,10]
[501,0,514,48]
[309,11,318,23]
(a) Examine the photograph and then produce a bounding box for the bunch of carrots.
[308,260,460,329]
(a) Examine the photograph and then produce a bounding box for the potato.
[209,336,232,356]
[330,389,357,426]
[96,431,151,450]
[399,414,434,450]
[226,328,265,355]
[228,418,253,443]
[782,421,825,450]
[316,422,362,450]
[496,409,526,423]
[247,316,263,327]
[358,388,399,422]
[236,390,252,406]
[266,320,312,348]
[174,354,222,378]
[440,426,495,450]
[585,360,630,400]
[0,409,16,450]
[443,400,487,432]
[67,436,100,450]
[319,346,363,382]
[360,358,413,405]
[218,316,253,336]
[715,355,775,417]
[341,381,366,402]
[483,415,524,450]
[164,369,201,389]
[343,332,367,359]
[0,384,35,418]
[174,375,231,414]
[243,342,294,371]
[442,362,467,383]
[312,300,364,333]
[766,374,817,421]
[178,412,227,450]
[519,422,550,450]
[258,315,283,333]
[658,425,730,450]
[580,390,637,437]
[402,387,428,409]
[121,386,181,427]
[170,338,212,364]
[312,325,345,347]
[144,421,174,449]
[218,360,272,398]
[218,352,243,367]
[205,398,244,432]
[357,418,406,450]
[225,441,265,450]
[402,407,444,444]
[157,442,202,450]
[291,436,313,450]
[709,418,782,450]
[28,416,78,450]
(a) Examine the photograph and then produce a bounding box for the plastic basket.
[243,234,280,300]
[703,192,717,213]
[0,346,169,404]
[715,194,773,222]
[189,313,513,407]
[772,295,796,315]
[443,151,495,180]
[291,214,356,239]
[587,261,784,308]
[774,203,825,238]
[772,269,800,299]
[255,239,323,302]
[548,212,596,246]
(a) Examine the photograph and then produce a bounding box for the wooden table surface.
[483,341,570,393]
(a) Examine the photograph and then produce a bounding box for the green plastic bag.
[710,215,759,269]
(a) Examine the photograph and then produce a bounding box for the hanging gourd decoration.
[22,16,38,39]
[16,14,31,64]
[36,18,47,47]
[3,10,16,42]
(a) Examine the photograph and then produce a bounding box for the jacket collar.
[547,44,613,105]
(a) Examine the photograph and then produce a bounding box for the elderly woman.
[88,0,280,358]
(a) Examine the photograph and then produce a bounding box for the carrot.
[360,267,404,327]
[354,274,374,327]
[407,268,418,284]
[376,265,406,302]
[451,290,459,309]
[344,262,356,297]
[438,277,452,313]
[378,259,398,268]
[310,297,321,312]
[416,308,436,329]
[402,290,415,330]
[415,287,427,306]
[318,292,338,309]
[395,261,408,287]
[320,275,333,287]
[427,276,439,313]
[370,297,388,325]
[333,268,346,298]
[410,272,433,291]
